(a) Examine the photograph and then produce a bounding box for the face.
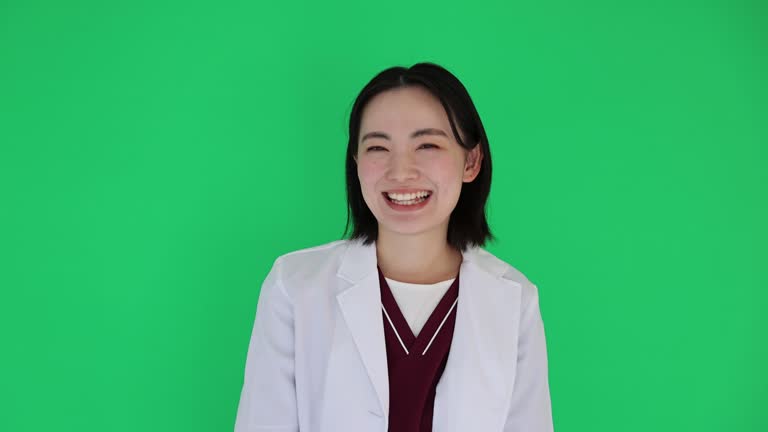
[353,86,483,238]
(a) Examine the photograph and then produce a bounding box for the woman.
[234,62,554,432]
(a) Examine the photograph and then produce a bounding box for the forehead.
[359,86,450,133]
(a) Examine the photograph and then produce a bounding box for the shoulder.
[469,247,541,306]
[270,239,352,290]
[275,239,349,264]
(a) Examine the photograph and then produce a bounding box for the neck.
[375,226,463,284]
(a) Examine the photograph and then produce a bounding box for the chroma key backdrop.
[1,1,765,431]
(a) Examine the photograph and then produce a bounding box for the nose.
[386,151,419,182]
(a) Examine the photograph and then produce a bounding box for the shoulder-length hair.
[342,62,495,252]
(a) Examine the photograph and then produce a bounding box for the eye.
[419,143,439,149]
[367,146,386,152]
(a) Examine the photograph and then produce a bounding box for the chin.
[378,220,443,236]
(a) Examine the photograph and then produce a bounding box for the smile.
[382,191,433,210]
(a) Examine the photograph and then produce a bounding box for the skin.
[353,85,483,284]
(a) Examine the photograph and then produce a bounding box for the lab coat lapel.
[432,247,523,431]
[335,240,390,419]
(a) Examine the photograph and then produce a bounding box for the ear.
[462,143,483,183]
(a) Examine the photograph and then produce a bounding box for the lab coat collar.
[336,237,508,284]
[335,238,522,429]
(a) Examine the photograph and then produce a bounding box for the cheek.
[357,160,384,192]
[428,157,465,186]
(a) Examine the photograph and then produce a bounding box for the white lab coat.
[234,238,553,432]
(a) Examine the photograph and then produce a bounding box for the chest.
[289,264,520,432]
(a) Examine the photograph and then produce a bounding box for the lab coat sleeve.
[503,283,554,432]
[234,257,299,432]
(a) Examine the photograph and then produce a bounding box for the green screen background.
[1,1,765,430]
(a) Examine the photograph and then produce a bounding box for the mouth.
[382,191,433,209]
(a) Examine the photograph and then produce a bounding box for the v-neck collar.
[377,265,460,355]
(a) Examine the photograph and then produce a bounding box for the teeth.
[386,191,431,201]
[390,195,428,205]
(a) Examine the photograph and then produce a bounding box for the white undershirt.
[384,277,456,338]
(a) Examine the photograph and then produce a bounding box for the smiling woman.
[234,62,553,432]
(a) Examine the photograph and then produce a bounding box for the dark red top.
[378,265,460,432]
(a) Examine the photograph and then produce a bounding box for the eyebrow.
[360,128,448,143]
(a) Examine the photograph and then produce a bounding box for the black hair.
[341,62,495,252]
